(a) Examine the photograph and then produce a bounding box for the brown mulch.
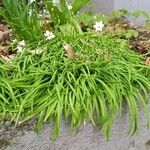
[0,22,15,62]
[107,18,150,62]
[0,18,150,64]
[0,22,12,46]
[107,18,150,54]
[107,18,131,30]
[130,29,150,54]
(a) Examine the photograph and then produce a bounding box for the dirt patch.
[130,29,150,54]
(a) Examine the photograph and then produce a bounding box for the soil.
[0,22,12,46]
[130,29,150,54]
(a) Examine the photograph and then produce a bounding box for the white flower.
[28,9,32,16]
[43,9,47,14]
[44,31,55,40]
[42,9,49,16]
[30,48,45,54]
[18,40,25,46]
[68,5,72,10]
[93,21,104,32]
[17,45,23,53]
[17,40,25,53]
[29,0,35,4]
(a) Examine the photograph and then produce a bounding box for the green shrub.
[1,0,150,141]
[0,33,150,140]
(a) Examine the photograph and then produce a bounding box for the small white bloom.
[93,21,104,32]
[43,9,47,14]
[17,45,23,53]
[30,48,45,54]
[42,9,49,16]
[29,0,35,4]
[18,40,25,46]
[44,31,55,40]
[28,9,32,16]
[17,40,25,53]
[68,5,72,10]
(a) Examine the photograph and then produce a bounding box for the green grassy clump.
[0,33,150,140]
[0,0,44,43]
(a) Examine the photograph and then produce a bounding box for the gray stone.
[1,105,150,150]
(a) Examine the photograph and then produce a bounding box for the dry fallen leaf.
[0,46,16,63]
[29,48,46,55]
[63,43,76,60]
[1,54,15,63]
[130,29,150,54]
[146,57,150,65]
[0,23,12,46]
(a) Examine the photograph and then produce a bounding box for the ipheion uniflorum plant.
[93,21,104,32]
[44,30,55,40]
[17,40,25,53]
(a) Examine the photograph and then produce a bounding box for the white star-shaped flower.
[93,21,104,32]
[28,9,32,16]
[18,40,25,46]
[44,31,55,40]
[17,40,25,53]
[68,5,72,10]
[17,45,23,53]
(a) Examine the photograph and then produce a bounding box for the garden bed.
[1,0,150,142]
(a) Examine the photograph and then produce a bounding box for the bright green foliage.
[1,0,150,141]
[132,10,150,19]
[110,9,150,20]
[76,12,110,28]
[0,34,150,140]
[44,0,91,33]
[111,9,131,19]
[0,0,44,42]
[108,28,139,39]
[44,0,91,25]
[124,29,139,39]
[71,0,91,14]
[0,0,91,41]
